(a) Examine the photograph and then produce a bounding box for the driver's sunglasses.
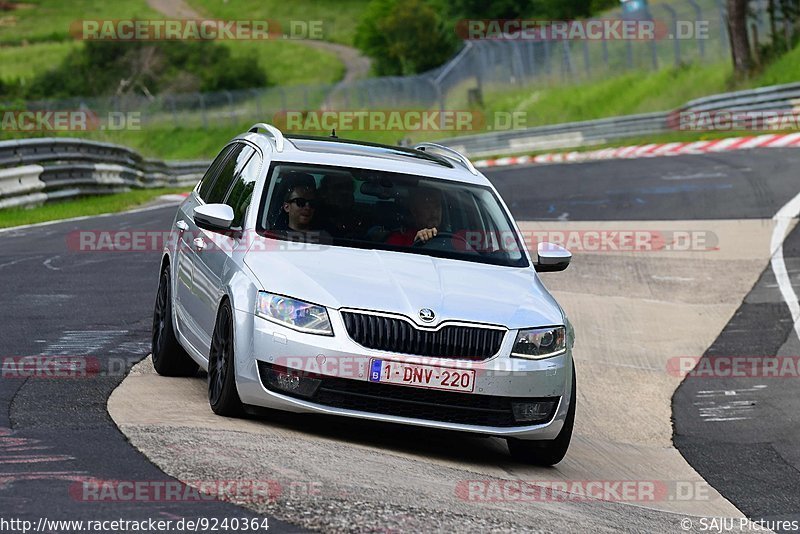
[286,197,317,209]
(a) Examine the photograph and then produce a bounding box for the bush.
[355,0,458,76]
[25,40,268,99]
[0,78,26,101]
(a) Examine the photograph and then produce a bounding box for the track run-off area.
[2,148,800,532]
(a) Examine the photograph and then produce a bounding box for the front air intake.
[340,311,505,360]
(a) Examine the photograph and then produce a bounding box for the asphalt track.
[495,149,800,531]
[1,148,799,532]
[673,216,800,527]
[489,148,800,220]
[0,204,297,531]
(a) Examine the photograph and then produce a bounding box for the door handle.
[193,237,206,251]
[176,220,189,232]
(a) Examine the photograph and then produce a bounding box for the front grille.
[340,311,505,360]
[258,362,558,427]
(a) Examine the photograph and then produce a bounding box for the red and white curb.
[158,192,191,202]
[473,132,800,168]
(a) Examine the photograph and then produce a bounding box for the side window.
[197,145,234,202]
[204,144,254,205]
[225,151,262,228]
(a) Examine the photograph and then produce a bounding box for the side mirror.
[194,204,234,233]
[535,242,571,272]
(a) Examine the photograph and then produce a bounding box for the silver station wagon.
[152,123,576,465]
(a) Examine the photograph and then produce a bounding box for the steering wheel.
[412,231,477,253]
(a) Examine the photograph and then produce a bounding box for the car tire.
[152,266,199,377]
[506,367,576,466]
[208,300,244,417]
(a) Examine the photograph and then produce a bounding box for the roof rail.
[248,123,285,152]
[413,142,478,175]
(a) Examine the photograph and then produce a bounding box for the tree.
[355,0,457,76]
[727,0,754,78]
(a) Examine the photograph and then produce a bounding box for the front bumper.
[234,312,573,440]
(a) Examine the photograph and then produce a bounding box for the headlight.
[511,326,566,359]
[255,292,333,335]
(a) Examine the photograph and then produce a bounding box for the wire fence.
[4,0,794,131]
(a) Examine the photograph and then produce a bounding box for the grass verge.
[0,41,78,83]
[186,0,368,45]
[474,44,800,130]
[0,0,345,89]
[225,40,344,86]
[0,187,190,228]
[0,0,160,44]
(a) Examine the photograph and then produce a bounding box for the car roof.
[237,131,492,187]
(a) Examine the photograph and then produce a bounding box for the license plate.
[368,359,476,393]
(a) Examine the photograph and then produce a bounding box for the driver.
[272,172,332,244]
[386,187,442,246]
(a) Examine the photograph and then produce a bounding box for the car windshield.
[257,163,528,268]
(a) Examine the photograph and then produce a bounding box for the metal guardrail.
[2,82,799,208]
[0,138,209,209]
[440,112,671,158]
[438,82,800,158]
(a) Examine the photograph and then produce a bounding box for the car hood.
[243,239,564,329]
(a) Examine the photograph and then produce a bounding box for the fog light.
[260,363,321,398]
[276,373,300,391]
[511,400,557,423]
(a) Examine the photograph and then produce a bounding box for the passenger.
[386,187,442,246]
